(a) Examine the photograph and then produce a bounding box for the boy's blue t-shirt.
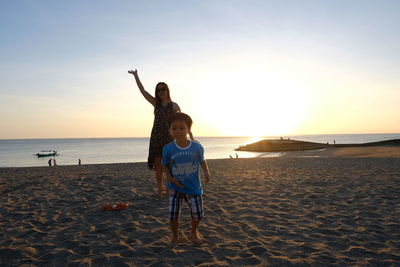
[162,140,205,195]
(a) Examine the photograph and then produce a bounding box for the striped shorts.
[168,189,204,221]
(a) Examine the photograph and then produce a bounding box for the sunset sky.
[1,0,399,139]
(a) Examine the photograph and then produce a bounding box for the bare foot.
[189,231,204,245]
[171,234,181,246]
[171,237,179,246]
[158,189,168,197]
[153,188,166,198]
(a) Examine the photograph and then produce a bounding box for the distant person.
[235,153,239,159]
[48,159,52,166]
[53,159,57,166]
[78,159,81,165]
[162,112,210,245]
[128,69,184,196]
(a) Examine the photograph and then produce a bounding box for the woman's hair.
[154,82,171,113]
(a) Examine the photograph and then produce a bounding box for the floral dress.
[147,102,176,169]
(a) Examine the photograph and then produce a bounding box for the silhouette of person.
[48,159,52,166]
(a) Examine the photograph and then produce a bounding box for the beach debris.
[101,203,129,211]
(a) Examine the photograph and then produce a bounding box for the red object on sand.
[101,203,129,211]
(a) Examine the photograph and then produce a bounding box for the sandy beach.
[1,152,400,266]
[282,146,400,159]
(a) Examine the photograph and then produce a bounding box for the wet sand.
[1,156,400,266]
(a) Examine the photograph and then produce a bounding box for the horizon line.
[1,132,400,141]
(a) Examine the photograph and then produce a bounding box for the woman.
[128,69,181,196]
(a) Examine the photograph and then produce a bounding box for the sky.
[1,0,399,139]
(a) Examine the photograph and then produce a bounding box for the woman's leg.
[154,156,166,195]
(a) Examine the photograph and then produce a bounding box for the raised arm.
[128,69,156,106]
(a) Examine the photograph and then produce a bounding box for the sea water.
[0,134,399,168]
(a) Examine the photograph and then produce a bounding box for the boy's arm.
[201,160,210,183]
[163,165,184,189]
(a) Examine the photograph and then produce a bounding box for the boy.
[162,112,210,245]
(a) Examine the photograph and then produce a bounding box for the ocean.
[0,134,399,168]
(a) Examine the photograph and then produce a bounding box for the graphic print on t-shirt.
[162,140,205,195]
[170,151,198,183]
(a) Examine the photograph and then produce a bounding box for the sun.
[181,60,312,137]
[209,77,309,136]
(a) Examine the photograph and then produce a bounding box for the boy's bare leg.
[170,220,180,245]
[190,219,204,244]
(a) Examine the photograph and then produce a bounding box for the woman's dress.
[147,102,175,169]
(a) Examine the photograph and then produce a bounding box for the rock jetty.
[235,138,400,152]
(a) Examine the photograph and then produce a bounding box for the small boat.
[36,150,58,157]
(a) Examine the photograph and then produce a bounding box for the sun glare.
[188,67,311,137]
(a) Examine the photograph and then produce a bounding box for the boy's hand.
[176,183,185,189]
[173,178,184,189]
